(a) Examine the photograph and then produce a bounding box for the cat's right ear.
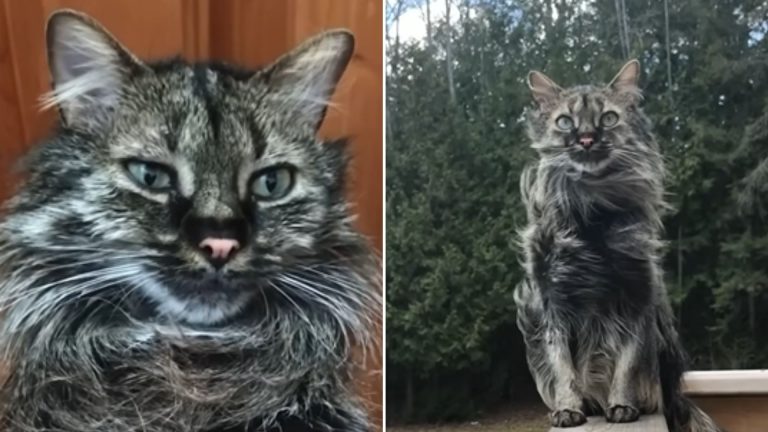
[608,59,641,92]
[528,71,561,105]
[44,10,147,128]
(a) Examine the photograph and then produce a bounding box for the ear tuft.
[528,70,562,105]
[261,30,354,130]
[43,9,144,127]
[609,59,641,93]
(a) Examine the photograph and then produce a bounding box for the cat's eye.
[125,160,174,191]
[251,167,294,200]
[555,115,574,130]
[600,111,620,128]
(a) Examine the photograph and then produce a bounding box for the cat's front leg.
[515,281,586,427]
[544,326,587,427]
[606,338,643,423]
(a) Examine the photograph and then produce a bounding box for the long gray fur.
[0,10,379,432]
[514,60,721,432]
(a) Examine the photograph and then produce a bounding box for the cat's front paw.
[605,404,640,423]
[550,409,587,427]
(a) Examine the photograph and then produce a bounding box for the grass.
[387,402,550,432]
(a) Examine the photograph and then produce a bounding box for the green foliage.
[386,0,768,422]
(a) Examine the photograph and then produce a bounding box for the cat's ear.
[44,10,147,127]
[608,59,641,93]
[528,71,562,105]
[260,30,354,131]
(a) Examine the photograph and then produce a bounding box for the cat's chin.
[568,153,613,174]
[138,273,257,325]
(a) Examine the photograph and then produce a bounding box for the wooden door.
[0,0,382,427]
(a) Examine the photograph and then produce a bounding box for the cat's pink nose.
[579,135,594,148]
[199,238,240,261]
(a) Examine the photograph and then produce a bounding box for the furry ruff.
[0,237,380,432]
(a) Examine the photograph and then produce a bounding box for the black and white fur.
[0,10,379,432]
[514,60,721,431]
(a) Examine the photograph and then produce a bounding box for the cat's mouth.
[164,269,260,294]
[137,268,262,325]
[567,144,613,174]
[570,143,611,162]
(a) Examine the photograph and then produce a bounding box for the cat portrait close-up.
[0,2,382,431]
[5,1,768,431]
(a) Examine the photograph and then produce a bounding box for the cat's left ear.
[260,30,354,131]
[608,59,641,93]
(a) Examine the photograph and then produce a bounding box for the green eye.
[251,167,294,200]
[600,111,620,127]
[555,115,574,130]
[125,160,173,191]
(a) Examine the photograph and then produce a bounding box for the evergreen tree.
[386,0,768,422]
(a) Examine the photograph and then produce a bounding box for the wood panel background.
[0,0,382,427]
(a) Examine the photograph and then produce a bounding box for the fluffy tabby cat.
[0,10,379,432]
[514,60,721,431]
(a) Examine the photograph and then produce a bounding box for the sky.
[395,0,460,42]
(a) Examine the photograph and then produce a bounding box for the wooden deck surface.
[550,414,667,432]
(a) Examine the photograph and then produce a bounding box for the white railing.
[683,369,768,395]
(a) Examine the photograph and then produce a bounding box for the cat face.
[5,11,361,325]
[526,61,649,173]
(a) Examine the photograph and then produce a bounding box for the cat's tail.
[671,397,723,432]
[658,317,724,432]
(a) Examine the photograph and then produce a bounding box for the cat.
[0,9,379,432]
[514,60,721,432]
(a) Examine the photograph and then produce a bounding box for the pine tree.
[386,0,768,421]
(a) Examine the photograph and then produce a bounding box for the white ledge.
[550,414,667,432]
[683,370,768,396]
